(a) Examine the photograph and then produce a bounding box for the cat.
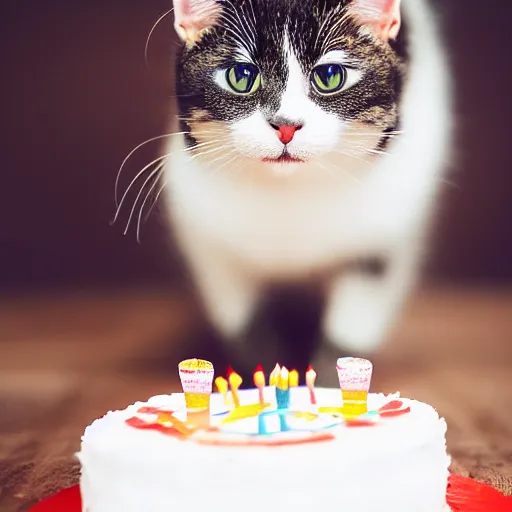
[162,0,451,369]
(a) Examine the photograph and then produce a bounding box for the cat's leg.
[183,237,260,342]
[322,241,421,354]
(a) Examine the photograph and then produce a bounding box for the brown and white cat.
[162,0,451,368]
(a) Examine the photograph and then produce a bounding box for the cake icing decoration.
[377,400,411,417]
[125,408,190,437]
[125,356,411,445]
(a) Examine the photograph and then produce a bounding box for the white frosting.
[78,388,450,512]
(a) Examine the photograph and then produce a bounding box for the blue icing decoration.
[275,388,290,410]
[255,409,341,436]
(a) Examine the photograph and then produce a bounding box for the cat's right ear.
[173,0,222,46]
[349,0,401,41]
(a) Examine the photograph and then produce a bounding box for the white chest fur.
[168,120,448,278]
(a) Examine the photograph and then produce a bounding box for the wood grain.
[0,287,511,511]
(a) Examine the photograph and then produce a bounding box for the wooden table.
[0,287,511,511]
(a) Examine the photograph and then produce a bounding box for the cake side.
[78,387,450,512]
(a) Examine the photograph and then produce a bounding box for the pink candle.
[306,365,317,405]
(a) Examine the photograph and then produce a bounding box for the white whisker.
[114,153,170,223]
[314,5,345,51]
[342,130,403,137]
[332,146,375,166]
[136,164,166,242]
[115,137,229,233]
[223,0,257,52]
[182,139,222,153]
[145,9,173,68]
[189,144,231,161]
[315,158,363,185]
[124,162,165,237]
[208,150,237,169]
[115,132,188,208]
[218,19,255,54]
[314,160,342,182]
[367,148,391,157]
[246,0,258,37]
[207,153,239,180]
[143,180,168,223]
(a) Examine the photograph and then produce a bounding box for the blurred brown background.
[1,1,512,510]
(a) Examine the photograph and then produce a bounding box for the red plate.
[29,485,81,511]
[29,474,511,511]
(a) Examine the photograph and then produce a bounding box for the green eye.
[311,64,346,94]
[226,63,261,94]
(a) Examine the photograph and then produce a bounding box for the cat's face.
[174,0,406,173]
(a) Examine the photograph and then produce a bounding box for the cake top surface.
[82,357,447,450]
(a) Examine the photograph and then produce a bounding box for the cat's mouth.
[261,151,305,164]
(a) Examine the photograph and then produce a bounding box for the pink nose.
[271,124,302,144]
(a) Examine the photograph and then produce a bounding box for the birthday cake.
[78,358,451,512]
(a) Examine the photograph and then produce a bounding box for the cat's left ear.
[349,0,401,41]
[172,0,222,46]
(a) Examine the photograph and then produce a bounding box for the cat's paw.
[322,274,396,354]
[188,251,260,342]
[206,286,258,341]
